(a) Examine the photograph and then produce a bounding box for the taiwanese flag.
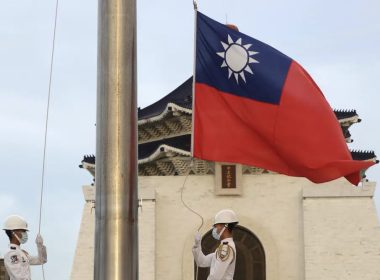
[192,12,375,185]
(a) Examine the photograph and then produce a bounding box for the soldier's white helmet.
[214,209,238,225]
[3,215,28,231]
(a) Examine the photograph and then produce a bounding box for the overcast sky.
[0,1,379,279]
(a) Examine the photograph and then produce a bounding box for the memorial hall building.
[71,77,380,280]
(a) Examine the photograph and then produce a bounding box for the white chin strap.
[12,232,22,243]
[218,226,226,239]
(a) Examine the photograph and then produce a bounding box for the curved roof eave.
[138,102,192,125]
[138,145,191,164]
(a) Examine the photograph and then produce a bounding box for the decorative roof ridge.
[138,102,192,125]
[138,77,193,119]
[333,109,361,123]
[334,109,357,113]
[80,154,95,165]
[350,149,378,162]
[79,155,96,177]
[138,144,191,164]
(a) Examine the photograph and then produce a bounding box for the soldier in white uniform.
[3,215,47,280]
[193,209,238,280]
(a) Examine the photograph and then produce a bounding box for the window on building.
[195,225,265,280]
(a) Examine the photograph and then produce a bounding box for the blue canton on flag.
[196,12,292,105]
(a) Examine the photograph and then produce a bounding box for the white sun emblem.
[217,35,259,84]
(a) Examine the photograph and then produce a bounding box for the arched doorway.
[195,225,265,280]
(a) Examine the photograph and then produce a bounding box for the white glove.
[194,232,202,248]
[36,234,44,246]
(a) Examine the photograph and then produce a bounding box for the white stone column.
[138,180,156,280]
[70,185,95,280]
[138,199,156,280]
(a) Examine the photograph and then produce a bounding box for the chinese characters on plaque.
[221,165,236,189]
[215,163,242,195]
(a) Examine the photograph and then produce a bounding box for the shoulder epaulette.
[216,243,234,262]
[10,255,19,264]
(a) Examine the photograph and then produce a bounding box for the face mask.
[212,226,226,240]
[13,231,28,244]
[20,232,28,244]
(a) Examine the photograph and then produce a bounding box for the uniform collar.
[9,243,20,249]
[220,237,233,243]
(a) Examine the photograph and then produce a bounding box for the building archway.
[195,225,266,280]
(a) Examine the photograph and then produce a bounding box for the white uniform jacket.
[192,237,236,280]
[4,243,47,280]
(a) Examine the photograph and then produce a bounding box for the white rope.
[189,4,200,279]
[180,158,204,280]
[38,0,60,278]
[180,158,204,231]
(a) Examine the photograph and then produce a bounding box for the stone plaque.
[215,163,242,196]
[221,165,236,189]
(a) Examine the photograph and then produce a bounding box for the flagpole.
[190,0,198,158]
[95,0,138,278]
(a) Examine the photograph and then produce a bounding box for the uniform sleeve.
[4,251,30,280]
[207,246,234,280]
[192,245,214,267]
[27,244,47,265]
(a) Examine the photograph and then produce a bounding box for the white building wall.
[71,175,380,280]
[150,174,306,280]
[303,181,380,280]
